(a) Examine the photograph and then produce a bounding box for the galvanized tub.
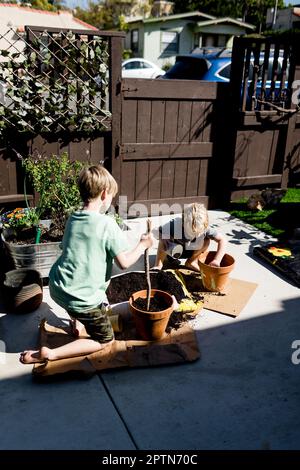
[1,228,62,279]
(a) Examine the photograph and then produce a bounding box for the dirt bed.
[107,271,186,304]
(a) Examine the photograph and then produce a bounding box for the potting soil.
[133,293,169,312]
[107,271,186,304]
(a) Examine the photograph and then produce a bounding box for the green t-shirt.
[49,211,128,312]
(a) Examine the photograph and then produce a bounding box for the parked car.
[162,48,289,105]
[162,48,232,81]
[122,58,165,79]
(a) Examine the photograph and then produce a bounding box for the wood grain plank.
[121,99,137,201]
[185,159,201,197]
[135,100,151,200]
[121,143,213,160]
[122,79,219,100]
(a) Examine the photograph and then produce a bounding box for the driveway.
[0,210,299,450]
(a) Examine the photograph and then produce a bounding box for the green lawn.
[229,188,300,238]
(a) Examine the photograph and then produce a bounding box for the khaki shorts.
[68,303,114,343]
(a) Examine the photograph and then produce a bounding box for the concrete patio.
[0,210,299,450]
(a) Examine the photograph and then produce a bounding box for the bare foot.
[19,346,51,364]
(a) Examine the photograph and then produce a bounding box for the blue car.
[163,48,232,81]
[163,47,289,108]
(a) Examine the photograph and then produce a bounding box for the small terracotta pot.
[129,289,174,341]
[2,268,43,313]
[198,251,235,293]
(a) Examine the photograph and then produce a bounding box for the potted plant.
[128,220,174,340]
[1,152,84,278]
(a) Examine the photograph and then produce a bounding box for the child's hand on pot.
[209,259,220,267]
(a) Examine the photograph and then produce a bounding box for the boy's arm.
[210,233,227,267]
[115,233,153,270]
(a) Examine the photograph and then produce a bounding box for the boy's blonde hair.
[183,203,208,239]
[78,165,118,203]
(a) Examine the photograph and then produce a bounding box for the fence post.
[109,34,124,186]
[281,35,300,188]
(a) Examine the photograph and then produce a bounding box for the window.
[218,63,231,80]
[160,30,178,55]
[131,29,139,53]
[123,61,143,70]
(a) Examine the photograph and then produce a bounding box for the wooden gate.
[112,78,228,215]
[229,35,300,200]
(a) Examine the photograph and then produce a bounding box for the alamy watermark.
[0,340,6,364]
[291,340,300,365]
[291,80,300,106]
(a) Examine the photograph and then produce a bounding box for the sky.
[63,0,300,11]
[63,0,90,9]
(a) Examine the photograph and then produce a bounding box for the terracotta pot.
[2,268,43,313]
[198,251,235,293]
[129,289,174,341]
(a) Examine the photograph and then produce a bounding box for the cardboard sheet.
[33,319,200,378]
[203,278,258,317]
[176,269,258,317]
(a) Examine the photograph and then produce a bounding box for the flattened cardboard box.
[33,319,200,378]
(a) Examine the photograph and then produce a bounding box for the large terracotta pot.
[129,289,174,341]
[198,251,235,293]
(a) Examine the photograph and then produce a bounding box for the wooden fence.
[1,28,300,212]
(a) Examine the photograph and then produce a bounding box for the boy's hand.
[209,259,220,267]
[140,232,154,249]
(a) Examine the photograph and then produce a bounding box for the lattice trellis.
[0,27,111,136]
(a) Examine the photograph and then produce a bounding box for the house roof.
[0,3,98,31]
[126,10,216,25]
[196,17,256,30]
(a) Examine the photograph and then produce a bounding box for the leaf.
[11,95,22,102]
[1,50,10,58]
[17,119,29,127]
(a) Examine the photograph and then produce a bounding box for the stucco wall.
[126,18,251,67]
[145,19,195,67]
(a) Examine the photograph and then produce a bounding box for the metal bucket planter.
[1,228,61,279]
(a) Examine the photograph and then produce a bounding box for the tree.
[172,0,284,31]
[74,2,106,29]
[17,0,62,11]
[74,1,152,30]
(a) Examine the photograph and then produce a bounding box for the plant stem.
[145,219,152,311]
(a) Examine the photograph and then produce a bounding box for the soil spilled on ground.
[107,271,186,304]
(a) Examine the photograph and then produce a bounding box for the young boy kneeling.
[20,165,153,364]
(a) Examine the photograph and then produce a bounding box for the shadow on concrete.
[0,298,68,353]
[99,296,300,450]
